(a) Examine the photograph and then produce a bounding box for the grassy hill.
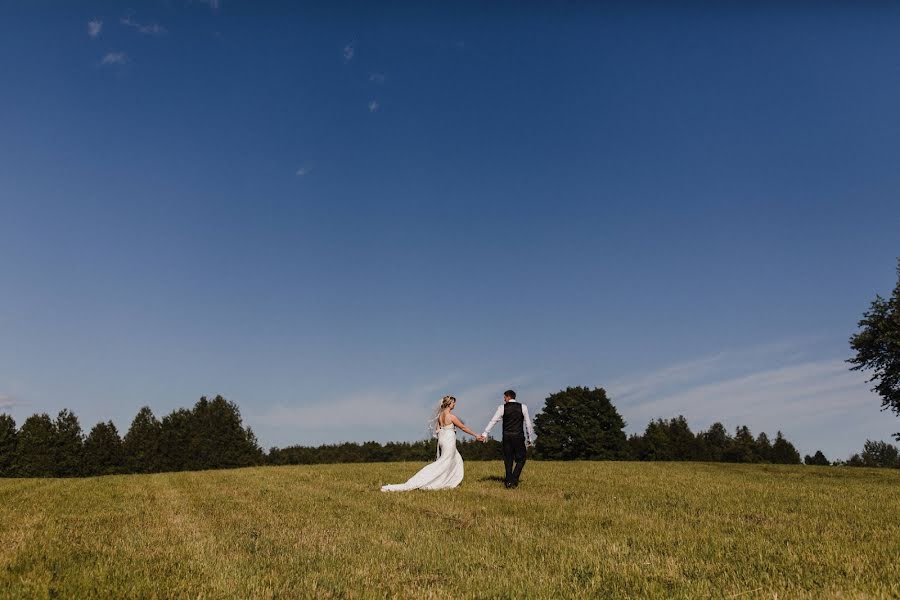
[1,461,898,598]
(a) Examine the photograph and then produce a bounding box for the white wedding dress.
[380,424,464,492]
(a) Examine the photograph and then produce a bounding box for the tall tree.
[189,395,263,469]
[755,432,774,463]
[15,414,57,477]
[54,409,84,477]
[725,426,757,463]
[123,406,162,473]
[159,408,193,472]
[849,259,900,440]
[534,387,627,460]
[700,422,731,462]
[83,421,124,476]
[632,419,673,461]
[0,414,17,476]
[771,431,801,464]
[666,416,699,460]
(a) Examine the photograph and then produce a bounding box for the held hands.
[476,435,486,442]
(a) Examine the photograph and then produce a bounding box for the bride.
[380,395,480,492]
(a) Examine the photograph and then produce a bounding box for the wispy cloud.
[0,394,17,410]
[368,100,380,113]
[625,359,868,424]
[121,16,167,35]
[199,0,220,10]
[606,338,894,458]
[249,374,531,445]
[295,166,311,177]
[608,337,823,406]
[100,52,128,66]
[343,43,355,61]
[609,354,725,403]
[369,73,385,84]
[87,19,103,38]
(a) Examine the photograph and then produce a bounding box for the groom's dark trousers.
[502,435,527,485]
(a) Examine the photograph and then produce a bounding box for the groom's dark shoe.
[504,481,512,489]
[509,482,519,489]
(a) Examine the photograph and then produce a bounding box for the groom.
[477,390,535,489]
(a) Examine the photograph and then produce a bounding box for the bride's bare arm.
[449,414,478,437]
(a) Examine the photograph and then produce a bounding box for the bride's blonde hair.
[427,395,456,434]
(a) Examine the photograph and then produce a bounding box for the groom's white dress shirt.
[481,402,536,443]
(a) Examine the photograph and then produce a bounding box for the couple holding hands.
[380,390,535,492]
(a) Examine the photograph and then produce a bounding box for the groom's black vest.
[502,402,525,438]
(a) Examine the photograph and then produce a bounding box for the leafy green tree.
[54,409,84,477]
[83,421,125,476]
[534,387,627,460]
[771,431,801,464]
[15,414,57,476]
[123,406,162,473]
[849,259,900,441]
[860,439,900,468]
[0,414,17,476]
[804,450,830,466]
[700,422,731,461]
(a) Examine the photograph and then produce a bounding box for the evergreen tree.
[633,419,673,461]
[804,450,830,466]
[666,416,699,460]
[0,414,17,476]
[54,409,84,477]
[15,414,57,476]
[626,433,646,460]
[534,387,627,460]
[700,422,731,462]
[159,408,193,472]
[185,395,263,470]
[771,431,801,464]
[185,396,213,471]
[755,432,774,463]
[724,426,757,463]
[123,406,162,473]
[83,421,124,476]
[204,395,263,468]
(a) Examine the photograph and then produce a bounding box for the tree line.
[0,396,263,477]
[534,387,804,463]
[533,386,898,468]
[2,387,896,477]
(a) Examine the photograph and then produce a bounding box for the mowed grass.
[1,462,899,599]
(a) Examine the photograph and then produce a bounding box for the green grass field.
[1,461,899,599]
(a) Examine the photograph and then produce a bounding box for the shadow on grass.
[478,475,525,484]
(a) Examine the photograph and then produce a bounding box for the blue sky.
[1,2,899,460]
